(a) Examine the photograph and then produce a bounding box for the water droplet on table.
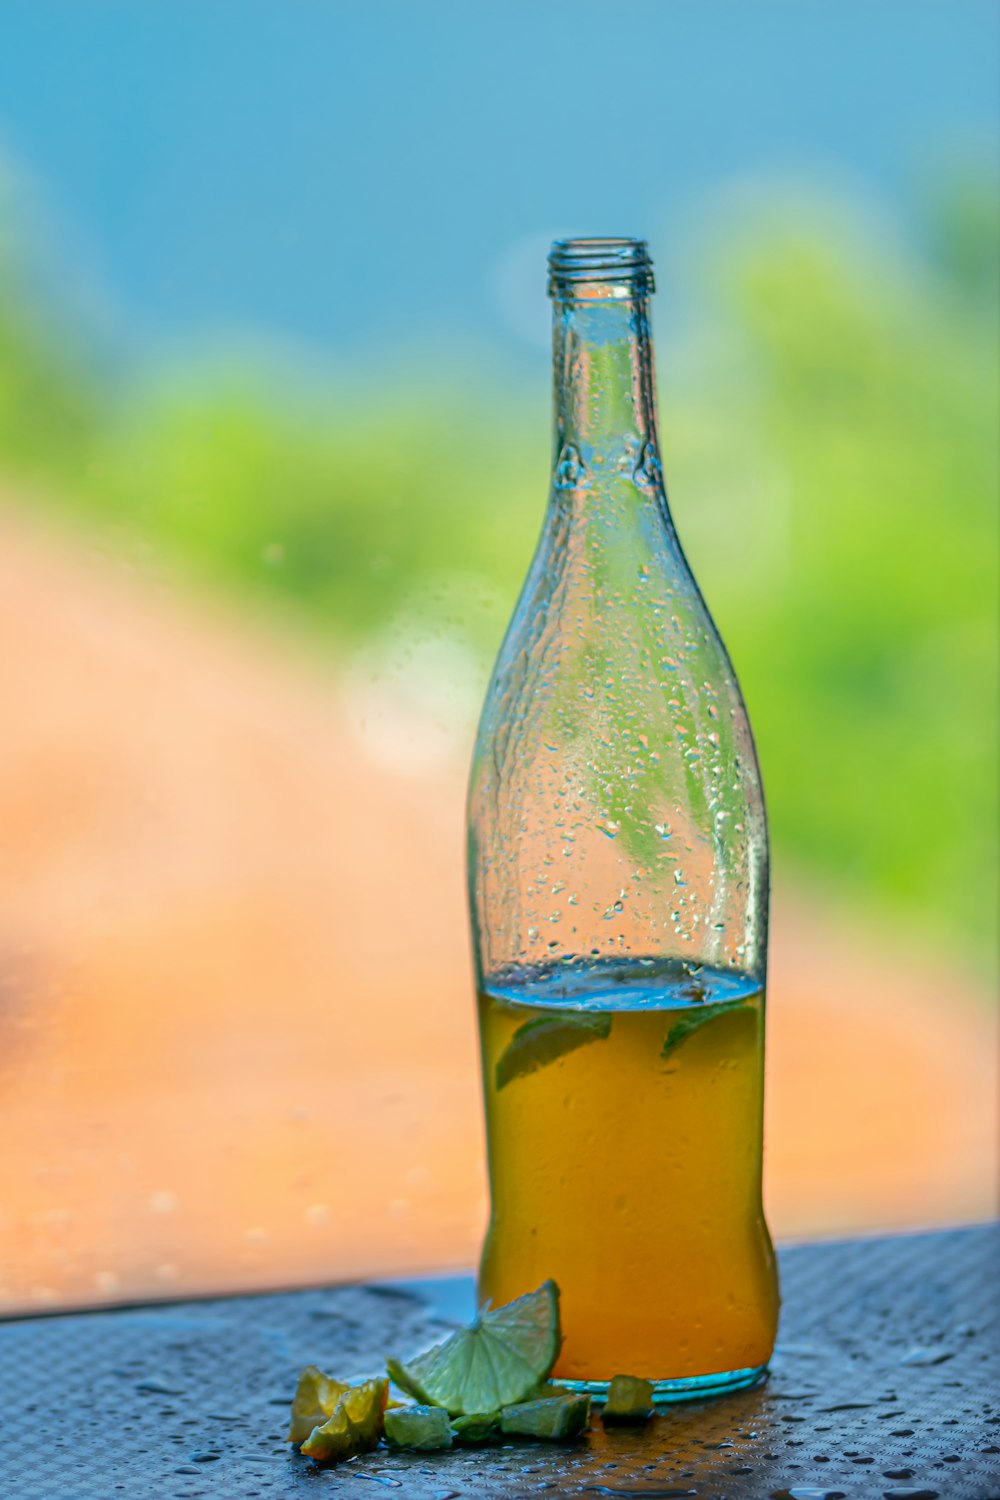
[584,1489,698,1498]
[769,1488,847,1500]
[899,1346,953,1366]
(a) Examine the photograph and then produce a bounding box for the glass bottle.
[467,238,778,1400]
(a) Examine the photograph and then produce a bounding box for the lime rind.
[298,1376,388,1463]
[386,1354,433,1406]
[300,1404,353,1462]
[496,1013,611,1090]
[500,1392,591,1439]
[660,998,750,1060]
[386,1280,561,1416]
[287,1365,349,1444]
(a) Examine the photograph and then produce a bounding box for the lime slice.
[601,1374,655,1423]
[299,1376,388,1463]
[660,998,749,1060]
[500,1392,591,1439]
[496,1013,611,1090]
[450,1411,502,1443]
[386,1280,561,1416]
[384,1404,453,1450]
[287,1365,349,1444]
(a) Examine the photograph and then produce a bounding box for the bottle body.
[467,240,778,1396]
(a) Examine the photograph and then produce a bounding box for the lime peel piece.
[386,1280,561,1416]
[496,1013,611,1089]
[299,1377,388,1463]
[661,998,750,1060]
[287,1365,349,1444]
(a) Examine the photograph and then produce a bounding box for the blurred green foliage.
[0,215,101,478]
[0,188,996,973]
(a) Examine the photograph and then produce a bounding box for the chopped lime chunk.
[386,1280,561,1416]
[287,1365,349,1444]
[451,1411,502,1443]
[500,1392,591,1439]
[496,1013,611,1089]
[384,1404,453,1450]
[299,1377,387,1463]
[527,1381,573,1400]
[602,1374,655,1423]
[661,998,750,1060]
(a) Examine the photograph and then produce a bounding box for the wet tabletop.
[1,1224,997,1500]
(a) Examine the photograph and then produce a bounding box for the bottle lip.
[547,237,654,298]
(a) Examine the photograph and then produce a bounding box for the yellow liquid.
[477,961,779,1384]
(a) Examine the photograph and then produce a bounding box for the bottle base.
[560,1361,769,1405]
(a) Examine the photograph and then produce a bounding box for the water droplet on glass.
[632,440,662,491]
[555,442,586,489]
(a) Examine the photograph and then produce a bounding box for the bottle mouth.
[547,237,654,298]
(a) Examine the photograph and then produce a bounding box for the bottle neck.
[550,294,661,481]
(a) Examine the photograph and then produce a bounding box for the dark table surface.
[2,1224,997,1500]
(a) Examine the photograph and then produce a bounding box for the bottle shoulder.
[467,491,769,984]
[474,496,758,769]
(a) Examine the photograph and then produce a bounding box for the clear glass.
[467,238,778,1400]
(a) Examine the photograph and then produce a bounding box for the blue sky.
[1,0,997,365]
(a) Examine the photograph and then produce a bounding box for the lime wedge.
[496,1013,611,1090]
[450,1411,502,1443]
[601,1374,655,1423]
[384,1403,453,1450]
[386,1280,561,1416]
[299,1376,388,1463]
[661,998,749,1060]
[500,1392,591,1439]
[287,1365,349,1444]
